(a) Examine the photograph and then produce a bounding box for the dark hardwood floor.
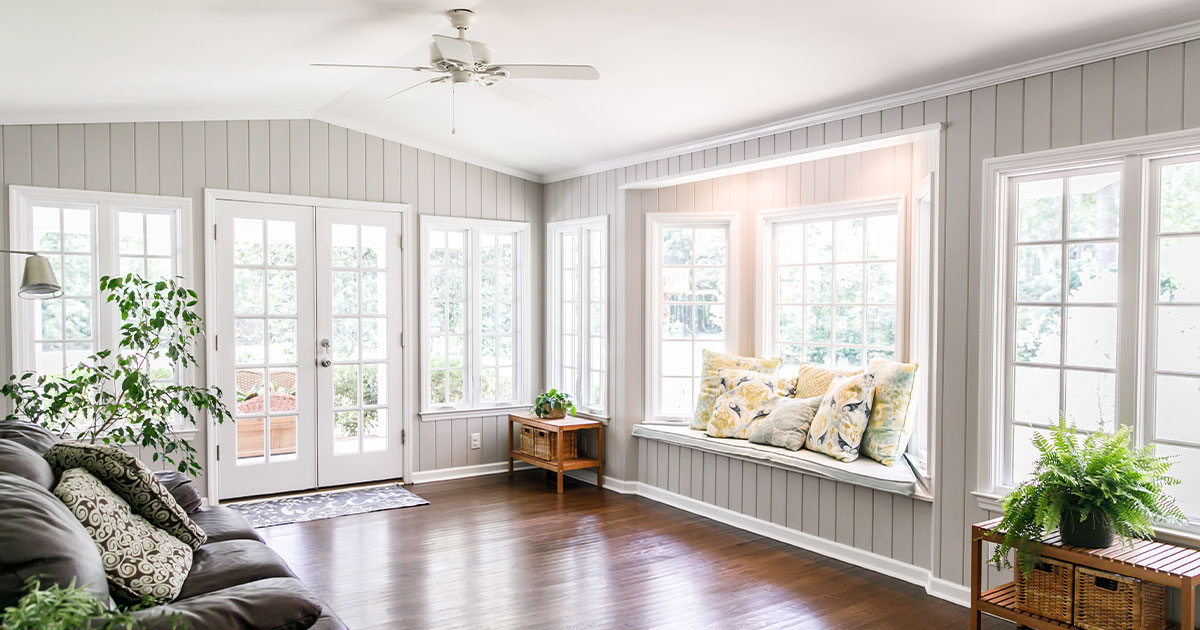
[258,471,1010,629]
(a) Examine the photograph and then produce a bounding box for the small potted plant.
[988,417,1186,575]
[531,389,576,419]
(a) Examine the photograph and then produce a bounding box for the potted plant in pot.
[988,417,1186,575]
[531,389,576,419]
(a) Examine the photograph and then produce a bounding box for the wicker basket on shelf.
[1073,566,1166,630]
[1016,556,1074,623]
[518,426,577,461]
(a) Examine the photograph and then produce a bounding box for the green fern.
[986,417,1187,576]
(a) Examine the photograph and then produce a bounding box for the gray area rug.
[228,483,429,528]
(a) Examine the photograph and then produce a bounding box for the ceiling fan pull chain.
[452,83,457,135]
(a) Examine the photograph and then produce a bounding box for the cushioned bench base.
[633,424,926,497]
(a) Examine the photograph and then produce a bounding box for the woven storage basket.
[519,426,536,457]
[529,429,577,461]
[1073,566,1166,630]
[1016,556,1074,623]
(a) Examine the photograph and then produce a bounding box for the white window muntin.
[756,195,908,376]
[419,216,531,415]
[645,213,739,423]
[546,216,609,417]
[8,186,192,380]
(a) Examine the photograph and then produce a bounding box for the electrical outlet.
[469,432,481,450]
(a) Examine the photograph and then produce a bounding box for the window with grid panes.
[547,217,608,416]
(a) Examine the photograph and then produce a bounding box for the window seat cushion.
[633,424,925,497]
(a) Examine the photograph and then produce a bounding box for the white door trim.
[203,189,415,502]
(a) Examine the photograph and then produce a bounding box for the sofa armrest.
[101,577,322,630]
[152,470,203,514]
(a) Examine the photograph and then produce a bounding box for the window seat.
[632,424,927,498]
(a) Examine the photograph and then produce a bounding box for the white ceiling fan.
[313,8,600,132]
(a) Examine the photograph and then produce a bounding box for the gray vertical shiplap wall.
[543,40,1200,588]
[639,441,934,570]
[0,119,544,492]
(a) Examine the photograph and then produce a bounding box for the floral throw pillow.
[860,358,920,466]
[690,350,782,430]
[44,443,206,549]
[748,395,822,451]
[705,370,781,439]
[805,373,877,462]
[54,468,192,605]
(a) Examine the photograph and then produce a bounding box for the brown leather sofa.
[0,421,346,630]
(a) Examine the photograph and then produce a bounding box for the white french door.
[212,199,405,499]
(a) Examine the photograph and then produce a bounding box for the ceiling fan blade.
[492,64,599,80]
[312,63,438,72]
[432,34,475,65]
[484,79,551,109]
[387,76,447,99]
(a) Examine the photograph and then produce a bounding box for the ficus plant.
[1,275,231,476]
[1,577,182,630]
[987,417,1186,576]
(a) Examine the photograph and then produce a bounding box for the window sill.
[420,405,530,422]
[973,490,1200,546]
[633,424,931,500]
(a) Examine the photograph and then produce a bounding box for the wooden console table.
[507,413,603,493]
[971,517,1200,630]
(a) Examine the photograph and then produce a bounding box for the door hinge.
[400,331,405,348]
[399,233,404,251]
[401,429,406,445]
[214,334,219,351]
[216,445,221,461]
[213,224,217,240]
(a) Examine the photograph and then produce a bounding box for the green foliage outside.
[1,275,231,476]
[987,418,1186,576]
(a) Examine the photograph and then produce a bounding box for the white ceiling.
[2,0,1200,180]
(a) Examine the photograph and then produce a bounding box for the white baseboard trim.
[409,461,534,484]
[634,481,969,608]
[563,469,639,494]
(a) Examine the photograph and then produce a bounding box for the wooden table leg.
[597,425,604,490]
[507,418,514,477]
[555,427,565,493]
[1183,578,1195,630]
[970,535,982,630]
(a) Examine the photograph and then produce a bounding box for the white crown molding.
[0,109,316,127]
[542,19,1200,184]
[312,111,541,183]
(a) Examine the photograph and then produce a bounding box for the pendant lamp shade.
[17,254,62,299]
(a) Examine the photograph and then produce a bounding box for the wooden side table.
[507,413,603,493]
[971,517,1200,630]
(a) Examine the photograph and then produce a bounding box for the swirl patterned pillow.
[705,370,781,439]
[690,350,782,430]
[53,468,192,605]
[748,395,822,450]
[805,372,877,462]
[860,358,920,466]
[44,443,206,549]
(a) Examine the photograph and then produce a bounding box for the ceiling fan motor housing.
[429,40,493,73]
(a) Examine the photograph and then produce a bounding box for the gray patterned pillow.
[53,468,192,605]
[748,395,822,450]
[44,443,206,549]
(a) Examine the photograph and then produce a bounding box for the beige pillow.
[690,350,782,430]
[805,372,877,462]
[53,468,193,605]
[791,363,863,398]
[705,370,782,439]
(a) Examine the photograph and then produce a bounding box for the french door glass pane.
[1156,306,1200,373]
[1155,375,1200,444]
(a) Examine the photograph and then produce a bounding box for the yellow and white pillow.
[705,370,782,439]
[860,358,920,466]
[805,372,876,462]
[791,363,863,398]
[690,350,782,430]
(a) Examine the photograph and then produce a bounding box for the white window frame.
[645,212,740,424]
[755,193,934,481]
[546,216,610,419]
[419,216,531,420]
[8,185,193,381]
[978,128,1200,532]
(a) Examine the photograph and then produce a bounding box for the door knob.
[319,358,332,368]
